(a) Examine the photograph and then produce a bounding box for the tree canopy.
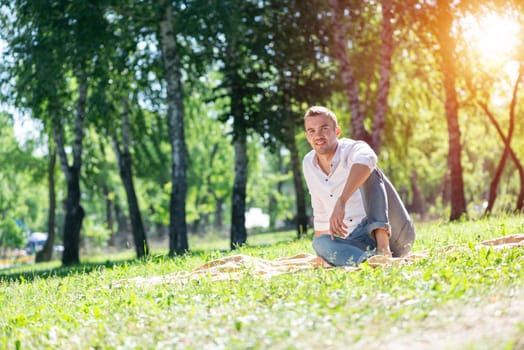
[0,0,523,263]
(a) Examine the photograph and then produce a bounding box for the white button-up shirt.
[303,138,378,233]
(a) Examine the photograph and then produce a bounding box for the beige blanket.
[116,234,524,287]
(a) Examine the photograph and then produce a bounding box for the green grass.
[1,216,523,349]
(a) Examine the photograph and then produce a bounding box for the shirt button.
[330,194,333,197]
[325,178,328,182]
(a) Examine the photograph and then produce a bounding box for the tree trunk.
[206,144,225,231]
[159,1,189,255]
[485,150,509,214]
[214,198,224,230]
[36,142,56,263]
[288,136,308,238]
[329,0,369,143]
[61,171,84,266]
[480,65,524,214]
[409,171,426,215]
[269,149,284,230]
[56,72,87,266]
[224,28,249,250]
[371,0,394,153]
[103,183,115,247]
[230,128,248,249]
[114,202,130,248]
[330,0,394,152]
[113,97,149,258]
[436,0,467,221]
[117,150,149,257]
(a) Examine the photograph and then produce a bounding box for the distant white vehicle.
[25,232,48,254]
[25,232,64,255]
[245,208,270,229]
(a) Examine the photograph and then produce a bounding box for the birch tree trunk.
[371,0,394,153]
[113,96,149,258]
[159,1,189,255]
[329,0,368,143]
[329,0,394,153]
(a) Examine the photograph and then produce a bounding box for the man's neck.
[315,142,338,175]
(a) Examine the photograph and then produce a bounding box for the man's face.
[304,115,341,155]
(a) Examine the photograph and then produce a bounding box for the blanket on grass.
[115,234,524,287]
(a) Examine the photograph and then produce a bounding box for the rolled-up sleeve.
[348,141,377,170]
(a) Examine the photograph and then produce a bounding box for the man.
[302,106,415,266]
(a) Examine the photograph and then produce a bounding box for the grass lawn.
[1,216,523,349]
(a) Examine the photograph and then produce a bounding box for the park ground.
[1,215,523,349]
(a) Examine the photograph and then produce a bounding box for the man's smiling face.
[304,114,341,156]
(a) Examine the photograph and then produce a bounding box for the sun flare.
[461,12,521,64]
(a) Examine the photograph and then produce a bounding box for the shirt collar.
[312,141,341,171]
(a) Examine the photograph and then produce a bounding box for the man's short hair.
[303,106,338,127]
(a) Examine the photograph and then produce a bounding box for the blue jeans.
[312,168,415,266]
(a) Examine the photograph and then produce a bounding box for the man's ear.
[335,126,341,137]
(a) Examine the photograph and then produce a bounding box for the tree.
[196,0,274,249]
[112,95,150,257]
[94,4,151,258]
[108,0,192,255]
[0,114,47,252]
[329,0,394,153]
[35,141,57,262]
[434,0,467,220]
[403,0,467,220]
[158,0,189,255]
[260,0,339,237]
[1,0,101,264]
[457,2,524,214]
[476,67,524,214]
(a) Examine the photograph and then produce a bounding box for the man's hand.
[329,198,348,240]
[329,164,372,240]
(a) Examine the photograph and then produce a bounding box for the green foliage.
[81,216,111,249]
[184,89,233,226]
[0,218,25,249]
[0,114,48,232]
[1,0,524,261]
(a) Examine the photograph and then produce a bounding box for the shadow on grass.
[0,251,212,283]
[0,232,309,283]
[0,257,138,283]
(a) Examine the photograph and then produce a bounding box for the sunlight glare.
[461,12,521,64]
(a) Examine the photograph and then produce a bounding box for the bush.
[0,218,25,250]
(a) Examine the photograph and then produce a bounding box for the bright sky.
[1,37,45,150]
